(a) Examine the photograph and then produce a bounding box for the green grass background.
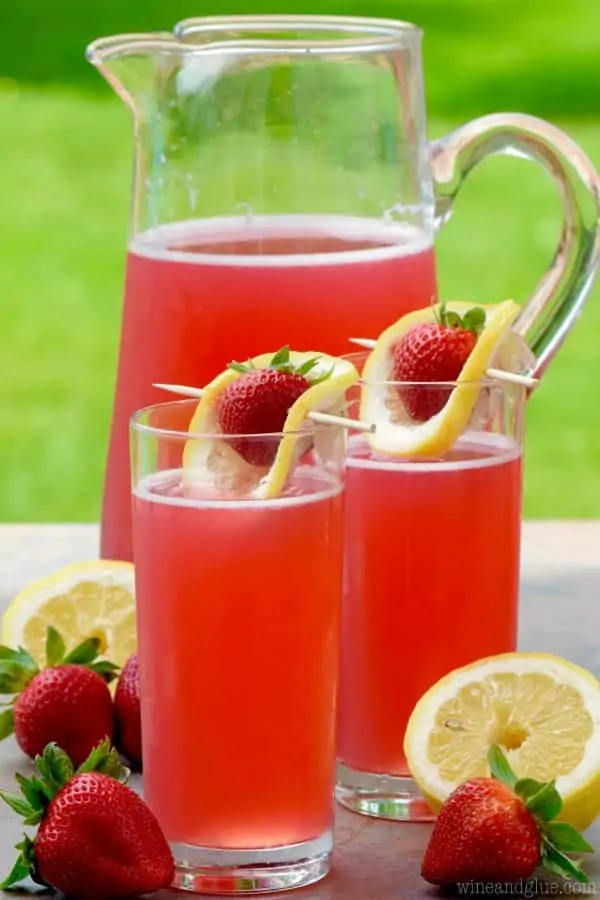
[1,0,599,521]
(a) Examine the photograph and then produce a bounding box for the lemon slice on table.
[183,349,359,499]
[404,652,600,831]
[360,300,521,458]
[2,561,136,669]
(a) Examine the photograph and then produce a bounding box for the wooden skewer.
[348,338,539,389]
[153,383,375,434]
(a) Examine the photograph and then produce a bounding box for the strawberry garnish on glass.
[0,626,119,767]
[392,302,486,421]
[421,745,594,886]
[0,739,174,899]
[218,346,332,466]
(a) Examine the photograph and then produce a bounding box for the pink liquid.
[337,436,523,776]
[132,468,343,849]
[103,215,437,561]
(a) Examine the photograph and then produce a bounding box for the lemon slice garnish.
[183,351,359,498]
[360,300,521,458]
[404,652,600,831]
[2,561,136,668]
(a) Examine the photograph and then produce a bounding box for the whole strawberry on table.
[0,626,118,767]
[421,745,594,887]
[0,739,173,899]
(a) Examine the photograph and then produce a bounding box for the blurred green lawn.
[1,0,599,521]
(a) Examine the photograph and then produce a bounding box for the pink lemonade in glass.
[336,427,523,820]
[104,216,436,561]
[130,407,346,892]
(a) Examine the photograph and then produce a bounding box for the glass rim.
[130,398,343,440]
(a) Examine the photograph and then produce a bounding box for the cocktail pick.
[152,384,375,433]
[348,338,539,389]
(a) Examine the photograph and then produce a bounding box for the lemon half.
[183,351,358,498]
[2,561,136,669]
[404,652,600,831]
[360,300,521,458]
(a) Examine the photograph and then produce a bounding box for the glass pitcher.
[87,16,600,563]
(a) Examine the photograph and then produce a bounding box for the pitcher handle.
[430,113,600,383]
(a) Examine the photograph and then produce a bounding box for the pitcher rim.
[175,15,422,43]
[87,15,422,63]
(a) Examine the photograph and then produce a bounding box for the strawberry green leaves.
[0,645,39,694]
[228,359,255,374]
[0,708,14,740]
[435,301,486,336]
[487,746,593,884]
[228,347,333,385]
[45,627,66,667]
[545,822,594,854]
[1,743,76,824]
[518,779,562,821]
[487,744,518,789]
[462,308,486,335]
[0,835,38,890]
[76,737,130,784]
[50,625,120,684]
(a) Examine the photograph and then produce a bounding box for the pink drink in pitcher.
[104,216,436,561]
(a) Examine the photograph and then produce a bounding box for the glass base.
[335,763,436,822]
[170,830,332,894]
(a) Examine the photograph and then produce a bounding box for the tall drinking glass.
[336,370,526,821]
[88,16,599,563]
[131,400,346,894]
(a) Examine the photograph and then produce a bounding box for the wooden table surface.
[0,523,599,899]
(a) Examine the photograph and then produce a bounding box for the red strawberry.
[115,653,142,768]
[0,627,118,767]
[392,303,485,422]
[421,746,593,886]
[218,347,327,466]
[0,740,174,899]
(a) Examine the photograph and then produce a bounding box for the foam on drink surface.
[346,432,522,473]
[129,214,433,268]
[135,467,342,510]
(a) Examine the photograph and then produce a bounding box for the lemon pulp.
[2,560,136,669]
[404,652,600,831]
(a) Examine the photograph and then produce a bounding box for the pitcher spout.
[86,33,181,109]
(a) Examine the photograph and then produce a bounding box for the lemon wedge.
[360,300,521,458]
[2,561,136,669]
[183,350,358,498]
[404,652,600,831]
